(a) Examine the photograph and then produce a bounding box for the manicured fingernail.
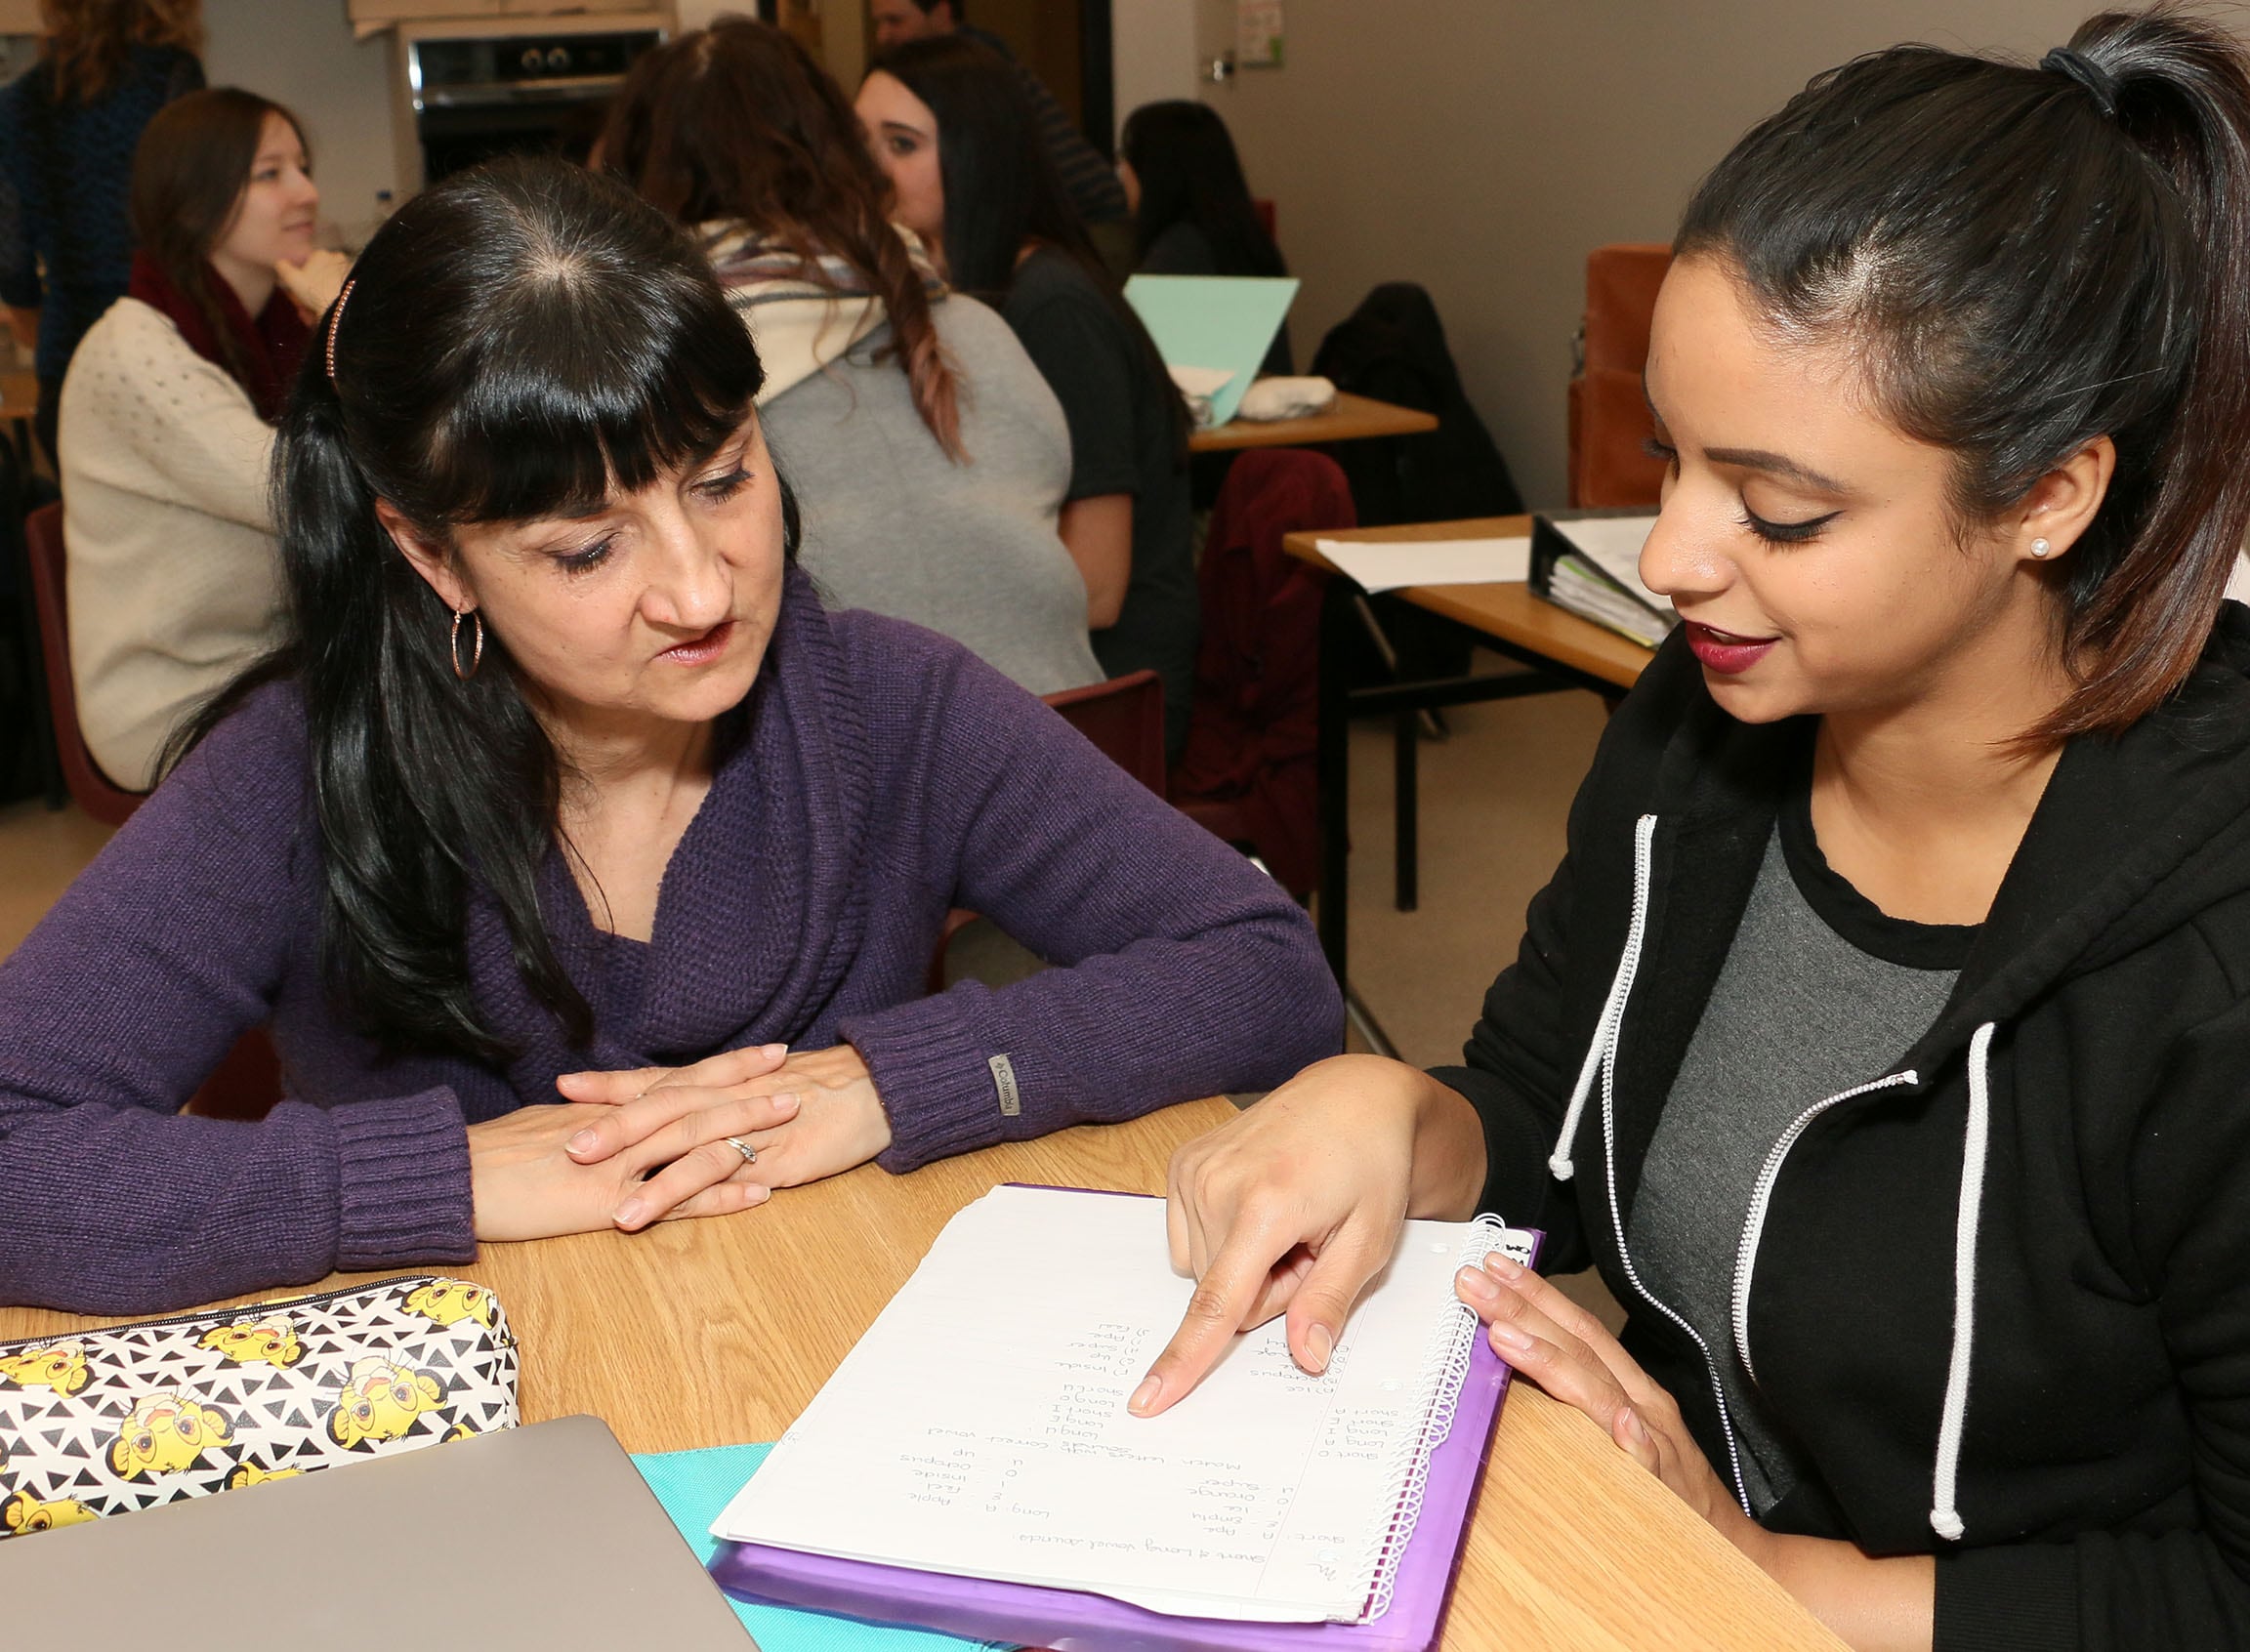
[1622,1408,1649,1446]
[613,1199,646,1228]
[1483,1252,1524,1281]
[1456,1265,1499,1302]
[1128,1376,1162,1415]
[567,1129,598,1155]
[771,1092,800,1115]
[1488,1321,1533,1352]
[1305,1324,1334,1372]
[762,1043,788,1060]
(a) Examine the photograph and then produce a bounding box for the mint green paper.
[1123,274,1300,427]
[633,1443,1005,1652]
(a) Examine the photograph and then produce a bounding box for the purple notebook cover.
[709,1191,1538,1652]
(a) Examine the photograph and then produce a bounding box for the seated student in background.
[1138,11,2250,1647]
[600,19,1102,698]
[59,86,348,789]
[1118,100,1293,376]
[0,0,205,468]
[0,158,1339,1318]
[860,39,1198,759]
[865,0,1128,240]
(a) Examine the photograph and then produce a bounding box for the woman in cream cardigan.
[60,87,345,789]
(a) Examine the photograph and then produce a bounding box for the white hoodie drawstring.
[1930,1020,1997,1542]
[1550,814,1658,1181]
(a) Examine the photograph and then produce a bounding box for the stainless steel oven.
[390,14,666,189]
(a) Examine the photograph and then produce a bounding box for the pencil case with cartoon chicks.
[0,1273,519,1538]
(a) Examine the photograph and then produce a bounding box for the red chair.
[1171,449,1354,900]
[23,501,282,1119]
[1567,244,1673,508]
[21,502,143,826]
[1045,668,1166,799]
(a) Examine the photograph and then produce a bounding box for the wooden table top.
[0,1099,1835,1649]
[1284,514,1655,693]
[1188,391,1439,454]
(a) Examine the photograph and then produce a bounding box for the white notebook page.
[712,1186,1525,1624]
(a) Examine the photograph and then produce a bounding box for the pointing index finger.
[1128,1218,1292,1420]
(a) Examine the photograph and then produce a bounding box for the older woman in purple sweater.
[0,159,1339,1317]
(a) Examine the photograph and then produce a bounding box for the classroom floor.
[0,678,1625,1328]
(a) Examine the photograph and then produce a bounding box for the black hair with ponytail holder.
[2042,46,2122,119]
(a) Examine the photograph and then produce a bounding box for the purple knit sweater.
[0,571,1341,1314]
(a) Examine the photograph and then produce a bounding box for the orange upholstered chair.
[1567,244,1674,509]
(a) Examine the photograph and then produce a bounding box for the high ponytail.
[165,158,771,1064]
[1677,5,2250,743]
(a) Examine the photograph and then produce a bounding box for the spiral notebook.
[709,1185,1534,1650]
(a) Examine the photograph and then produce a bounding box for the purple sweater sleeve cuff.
[843,995,1029,1174]
[329,1087,477,1270]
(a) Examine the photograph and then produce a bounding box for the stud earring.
[2029,538,2053,559]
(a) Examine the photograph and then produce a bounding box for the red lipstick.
[1684,621,1777,675]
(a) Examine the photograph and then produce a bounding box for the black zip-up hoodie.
[1435,607,2250,1650]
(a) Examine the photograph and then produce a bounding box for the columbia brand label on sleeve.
[988,1053,1021,1117]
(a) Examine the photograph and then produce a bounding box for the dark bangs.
[331,157,765,531]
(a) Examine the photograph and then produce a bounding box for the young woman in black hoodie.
[1132,11,2250,1650]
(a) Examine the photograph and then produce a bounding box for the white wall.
[1189,0,2139,506]
[201,0,397,250]
[1112,0,1199,142]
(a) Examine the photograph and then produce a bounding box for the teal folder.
[1124,274,1301,427]
[633,1442,1003,1652]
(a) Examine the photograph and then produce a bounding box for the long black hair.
[868,34,1188,457]
[1678,7,2250,743]
[1119,100,1284,278]
[165,157,778,1064]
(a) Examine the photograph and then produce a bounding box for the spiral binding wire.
[1344,1214,1520,1623]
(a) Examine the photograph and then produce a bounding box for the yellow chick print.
[198,1314,304,1369]
[2,1488,98,1535]
[0,1339,91,1395]
[401,1278,497,1331]
[326,1358,445,1449]
[225,1463,304,1490]
[106,1392,235,1479]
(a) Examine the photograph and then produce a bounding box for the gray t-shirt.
[761,293,1104,698]
[1629,806,1970,1513]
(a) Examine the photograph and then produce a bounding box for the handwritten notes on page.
[712,1186,1530,1624]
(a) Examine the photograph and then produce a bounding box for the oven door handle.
[419,75,625,109]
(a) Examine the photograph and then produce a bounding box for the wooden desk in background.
[2,367,36,465]
[1188,391,1438,454]
[1283,516,1653,1040]
[0,1099,1835,1649]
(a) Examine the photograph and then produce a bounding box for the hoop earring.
[2029,537,2054,559]
[450,607,484,681]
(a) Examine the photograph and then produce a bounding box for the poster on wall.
[1237,0,1284,68]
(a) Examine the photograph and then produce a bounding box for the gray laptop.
[1,1414,757,1648]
